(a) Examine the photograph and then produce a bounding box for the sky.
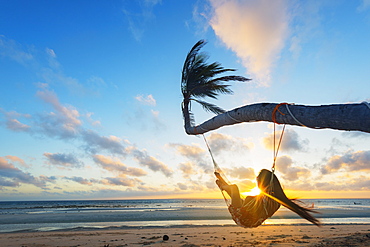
[0,0,370,201]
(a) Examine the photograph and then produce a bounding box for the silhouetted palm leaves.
[181,40,251,125]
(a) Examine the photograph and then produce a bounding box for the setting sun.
[241,186,261,197]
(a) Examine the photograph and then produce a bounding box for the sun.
[241,186,261,197]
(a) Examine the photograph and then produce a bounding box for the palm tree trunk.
[183,102,370,135]
[182,99,193,135]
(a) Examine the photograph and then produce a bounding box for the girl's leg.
[215,172,243,208]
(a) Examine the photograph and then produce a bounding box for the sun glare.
[241,186,261,197]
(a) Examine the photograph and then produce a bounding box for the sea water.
[0,198,369,233]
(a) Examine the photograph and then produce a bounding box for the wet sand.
[1,224,370,246]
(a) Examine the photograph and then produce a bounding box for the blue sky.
[1,0,370,201]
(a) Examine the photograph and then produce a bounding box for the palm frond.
[191,84,233,99]
[193,99,226,115]
[182,40,207,97]
[208,75,251,84]
[181,40,251,127]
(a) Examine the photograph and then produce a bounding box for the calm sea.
[0,198,369,233]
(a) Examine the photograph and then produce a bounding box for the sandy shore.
[1,224,369,247]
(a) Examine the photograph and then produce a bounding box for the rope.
[285,104,306,127]
[227,111,242,123]
[202,134,218,171]
[272,123,286,171]
[270,104,288,187]
[272,103,288,124]
[202,134,231,204]
[362,101,370,110]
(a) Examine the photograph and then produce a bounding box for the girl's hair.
[257,169,321,227]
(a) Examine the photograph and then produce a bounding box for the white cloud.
[93,154,147,177]
[321,150,370,174]
[177,182,188,190]
[85,112,101,127]
[226,166,255,180]
[81,130,127,156]
[170,143,211,172]
[276,155,311,181]
[1,109,32,133]
[64,176,94,185]
[129,148,173,177]
[0,35,34,65]
[135,94,156,106]
[5,156,28,168]
[5,119,30,132]
[45,48,56,58]
[44,152,83,169]
[208,132,254,153]
[36,90,82,139]
[208,0,289,85]
[0,157,48,188]
[101,176,140,187]
[262,128,308,152]
[178,162,198,178]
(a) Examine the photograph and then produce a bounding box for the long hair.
[257,169,321,227]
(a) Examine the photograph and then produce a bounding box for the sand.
[1,224,370,247]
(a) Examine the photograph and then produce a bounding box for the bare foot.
[215,172,228,185]
[216,179,229,191]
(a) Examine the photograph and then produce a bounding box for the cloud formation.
[171,143,212,173]
[226,166,255,180]
[6,119,30,132]
[81,130,127,155]
[262,128,308,152]
[129,148,173,177]
[64,176,94,185]
[93,154,147,177]
[36,90,82,139]
[5,155,28,168]
[208,0,289,85]
[135,94,156,106]
[44,153,83,169]
[276,155,311,181]
[101,176,141,187]
[178,162,198,178]
[0,156,48,188]
[1,109,31,133]
[208,132,254,153]
[321,150,370,174]
[0,35,33,65]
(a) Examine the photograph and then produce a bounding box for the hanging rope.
[272,123,286,172]
[202,134,218,172]
[363,101,370,110]
[202,134,230,204]
[271,104,287,172]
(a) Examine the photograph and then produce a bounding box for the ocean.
[0,198,369,233]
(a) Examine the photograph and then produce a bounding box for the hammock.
[203,126,321,228]
[221,169,281,228]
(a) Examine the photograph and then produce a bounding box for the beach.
[1,199,370,246]
[1,224,370,246]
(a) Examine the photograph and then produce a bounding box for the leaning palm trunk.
[182,102,370,135]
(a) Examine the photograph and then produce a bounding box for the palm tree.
[181,40,370,135]
[181,40,251,134]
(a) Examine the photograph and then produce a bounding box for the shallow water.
[0,199,369,233]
